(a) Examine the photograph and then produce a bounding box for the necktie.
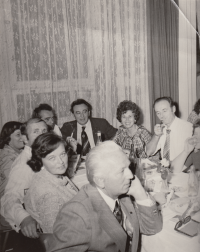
[81,126,91,156]
[113,201,123,225]
[163,129,171,161]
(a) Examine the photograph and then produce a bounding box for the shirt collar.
[97,187,118,212]
[77,119,91,130]
[163,116,177,131]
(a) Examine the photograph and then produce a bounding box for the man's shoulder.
[61,184,94,213]
[90,117,107,123]
[67,184,101,205]
[174,117,193,129]
[10,146,32,175]
[61,120,76,128]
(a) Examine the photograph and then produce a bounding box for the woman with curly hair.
[24,132,78,233]
[187,99,200,124]
[113,100,153,158]
[0,121,24,198]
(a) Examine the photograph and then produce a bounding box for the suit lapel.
[86,185,127,252]
[120,197,139,252]
[90,118,97,144]
[72,121,77,140]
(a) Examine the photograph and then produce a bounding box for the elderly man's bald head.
[86,141,129,186]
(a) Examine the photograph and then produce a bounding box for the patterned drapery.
[0,0,150,131]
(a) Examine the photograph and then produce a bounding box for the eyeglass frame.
[174,215,191,231]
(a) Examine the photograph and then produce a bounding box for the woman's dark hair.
[193,99,200,115]
[27,132,69,172]
[116,100,140,123]
[0,121,23,149]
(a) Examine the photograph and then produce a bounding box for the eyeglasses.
[174,215,191,230]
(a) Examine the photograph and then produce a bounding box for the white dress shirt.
[154,116,193,161]
[77,120,95,148]
[53,124,62,137]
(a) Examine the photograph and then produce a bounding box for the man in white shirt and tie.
[61,99,117,156]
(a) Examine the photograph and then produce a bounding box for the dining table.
[141,171,200,252]
[68,155,88,189]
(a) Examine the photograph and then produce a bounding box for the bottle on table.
[188,165,199,197]
[96,131,102,146]
[129,144,145,186]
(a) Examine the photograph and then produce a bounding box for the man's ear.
[93,176,105,189]
[172,105,176,113]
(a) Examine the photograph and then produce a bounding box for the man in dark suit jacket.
[60,99,117,154]
[47,141,162,252]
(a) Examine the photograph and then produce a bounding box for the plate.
[169,197,191,214]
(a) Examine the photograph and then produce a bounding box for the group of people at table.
[0,97,200,252]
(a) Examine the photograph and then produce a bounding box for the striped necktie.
[113,201,123,225]
[81,126,91,156]
[163,129,171,161]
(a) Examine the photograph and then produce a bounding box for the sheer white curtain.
[0,0,150,130]
[178,0,197,119]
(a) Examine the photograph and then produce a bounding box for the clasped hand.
[154,124,164,136]
[20,215,41,238]
[66,137,78,153]
[127,176,148,201]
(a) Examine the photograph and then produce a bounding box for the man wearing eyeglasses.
[32,103,62,137]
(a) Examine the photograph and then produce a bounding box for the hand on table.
[66,137,78,153]
[20,215,40,238]
[127,176,148,201]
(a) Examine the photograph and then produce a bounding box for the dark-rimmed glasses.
[174,215,191,230]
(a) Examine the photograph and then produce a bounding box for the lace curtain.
[0,0,151,131]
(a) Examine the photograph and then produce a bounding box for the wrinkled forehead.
[73,104,89,113]
[27,121,47,133]
[154,100,171,111]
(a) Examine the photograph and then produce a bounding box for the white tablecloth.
[142,172,200,252]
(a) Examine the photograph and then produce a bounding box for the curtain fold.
[0,0,151,131]
[178,0,196,119]
[146,0,179,130]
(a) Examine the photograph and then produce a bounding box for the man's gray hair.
[86,141,123,186]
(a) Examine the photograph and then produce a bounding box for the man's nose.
[80,113,85,118]
[126,168,133,179]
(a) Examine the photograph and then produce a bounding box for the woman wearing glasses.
[24,132,78,233]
